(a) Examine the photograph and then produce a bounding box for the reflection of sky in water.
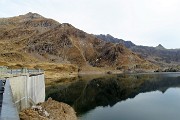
[79,88,180,120]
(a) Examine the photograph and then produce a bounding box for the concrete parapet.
[0,73,45,120]
[9,73,45,112]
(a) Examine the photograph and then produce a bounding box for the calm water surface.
[46,72,180,120]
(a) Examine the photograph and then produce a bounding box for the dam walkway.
[0,67,45,120]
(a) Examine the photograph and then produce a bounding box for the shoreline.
[45,69,157,85]
[78,70,123,75]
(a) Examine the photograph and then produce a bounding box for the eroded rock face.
[0,13,156,71]
[96,34,180,67]
[19,98,77,120]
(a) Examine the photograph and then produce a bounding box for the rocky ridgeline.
[0,12,156,71]
[96,34,180,68]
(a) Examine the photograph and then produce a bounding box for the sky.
[0,0,180,49]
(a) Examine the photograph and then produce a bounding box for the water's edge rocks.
[19,98,77,120]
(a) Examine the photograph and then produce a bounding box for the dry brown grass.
[20,98,77,120]
[0,62,79,85]
[0,13,159,86]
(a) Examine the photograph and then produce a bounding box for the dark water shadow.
[46,73,180,115]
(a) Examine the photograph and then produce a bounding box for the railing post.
[0,67,2,76]
[21,68,28,74]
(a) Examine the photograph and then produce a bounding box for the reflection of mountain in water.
[46,73,180,115]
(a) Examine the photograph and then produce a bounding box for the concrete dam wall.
[0,72,45,119]
[8,73,45,111]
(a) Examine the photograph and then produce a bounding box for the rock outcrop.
[0,13,156,72]
[19,98,77,120]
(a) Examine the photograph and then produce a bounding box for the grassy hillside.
[0,13,158,83]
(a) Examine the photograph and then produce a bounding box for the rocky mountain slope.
[96,34,180,68]
[0,13,156,72]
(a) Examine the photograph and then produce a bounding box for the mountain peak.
[21,12,43,19]
[156,44,165,49]
[106,34,113,37]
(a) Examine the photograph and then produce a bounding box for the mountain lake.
[46,72,180,120]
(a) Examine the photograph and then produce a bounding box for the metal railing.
[7,69,44,74]
[0,66,44,78]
